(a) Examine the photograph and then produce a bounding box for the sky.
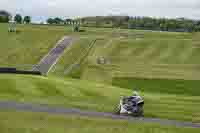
[0,0,200,22]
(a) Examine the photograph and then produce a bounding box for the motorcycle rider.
[129,90,143,103]
[115,90,144,116]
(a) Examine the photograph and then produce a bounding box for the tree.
[47,18,54,24]
[47,17,63,24]
[14,14,22,24]
[0,10,11,23]
[54,17,63,24]
[65,19,72,24]
[23,16,31,24]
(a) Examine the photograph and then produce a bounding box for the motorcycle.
[114,95,144,117]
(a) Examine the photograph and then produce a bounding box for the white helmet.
[133,91,139,96]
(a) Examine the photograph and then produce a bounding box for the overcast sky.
[0,0,200,22]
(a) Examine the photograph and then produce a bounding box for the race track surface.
[0,101,199,128]
[33,36,73,75]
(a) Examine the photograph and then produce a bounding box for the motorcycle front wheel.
[114,104,121,115]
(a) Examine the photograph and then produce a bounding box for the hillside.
[50,28,200,82]
[1,19,200,81]
[0,24,70,68]
[0,74,199,122]
[83,31,200,82]
[1,24,200,124]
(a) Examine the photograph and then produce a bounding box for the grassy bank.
[112,77,200,96]
[0,24,70,67]
[0,74,199,122]
[0,111,199,133]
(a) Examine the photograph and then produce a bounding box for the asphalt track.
[33,36,73,75]
[0,101,199,128]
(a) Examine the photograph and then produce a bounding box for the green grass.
[0,24,71,68]
[0,111,199,133]
[112,77,200,96]
[1,23,200,81]
[50,37,95,78]
[80,35,200,81]
[0,74,199,122]
[49,27,115,78]
[52,28,199,81]
[1,24,200,125]
[1,111,199,133]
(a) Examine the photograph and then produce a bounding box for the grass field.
[0,74,199,122]
[0,24,71,68]
[46,27,200,82]
[80,31,200,82]
[1,111,199,133]
[1,23,200,80]
[50,37,95,78]
[112,77,200,96]
[1,24,200,129]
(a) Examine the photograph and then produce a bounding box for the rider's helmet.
[132,91,139,96]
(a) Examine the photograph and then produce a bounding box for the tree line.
[128,17,200,32]
[0,10,31,24]
[0,10,11,23]
[46,16,200,32]
[47,17,65,24]
[80,16,200,32]
[46,17,78,25]
[1,9,200,32]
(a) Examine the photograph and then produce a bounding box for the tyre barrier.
[0,68,42,75]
